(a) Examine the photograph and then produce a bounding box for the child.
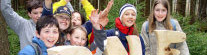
[1,0,43,49]
[140,0,189,55]
[71,11,86,26]
[18,15,60,55]
[90,3,145,55]
[65,26,88,46]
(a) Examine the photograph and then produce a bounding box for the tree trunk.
[145,0,151,17]
[185,0,190,17]
[172,0,177,13]
[177,0,186,16]
[0,0,10,54]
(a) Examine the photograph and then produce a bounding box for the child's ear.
[35,30,40,38]
[66,34,71,40]
[28,12,32,18]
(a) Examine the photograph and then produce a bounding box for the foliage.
[8,0,207,55]
[172,13,207,55]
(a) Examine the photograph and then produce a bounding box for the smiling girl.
[140,0,190,55]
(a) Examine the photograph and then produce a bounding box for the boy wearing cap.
[0,0,43,49]
[90,3,145,55]
[18,16,60,55]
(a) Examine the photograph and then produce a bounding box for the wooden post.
[0,0,10,54]
[154,30,186,55]
[185,0,191,17]
[103,36,128,55]
[172,0,177,13]
[47,46,92,55]
[126,35,142,55]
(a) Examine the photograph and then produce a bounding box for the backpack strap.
[31,43,42,55]
[170,19,177,31]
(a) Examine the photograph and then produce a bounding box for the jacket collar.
[115,17,133,35]
[32,36,48,52]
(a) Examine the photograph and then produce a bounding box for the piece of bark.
[154,30,186,55]
[47,45,92,55]
[103,36,128,55]
[126,35,142,55]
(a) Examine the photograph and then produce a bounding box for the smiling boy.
[18,16,60,55]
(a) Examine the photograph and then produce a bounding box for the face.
[28,7,43,23]
[154,3,167,22]
[67,28,87,46]
[36,25,59,48]
[121,9,136,27]
[72,12,82,26]
[55,14,70,31]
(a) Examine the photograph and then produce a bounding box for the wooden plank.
[103,36,128,55]
[154,30,186,55]
[47,45,92,55]
[126,35,142,55]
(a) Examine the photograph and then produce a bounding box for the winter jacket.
[141,19,190,55]
[18,36,48,55]
[92,18,145,55]
[1,0,36,49]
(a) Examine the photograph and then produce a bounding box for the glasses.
[55,15,71,20]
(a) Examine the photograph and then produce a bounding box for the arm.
[140,21,150,55]
[173,19,190,55]
[81,0,95,20]
[66,2,74,12]
[0,0,28,34]
[52,0,68,13]
[42,0,53,16]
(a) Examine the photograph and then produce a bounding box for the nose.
[37,13,41,19]
[76,39,82,46]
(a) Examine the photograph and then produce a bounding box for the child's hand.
[90,9,102,30]
[45,0,52,9]
[99,0,113,27]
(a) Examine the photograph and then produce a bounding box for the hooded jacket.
[1,0,36,49]
[18,37,48,55]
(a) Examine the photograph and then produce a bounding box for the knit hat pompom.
[119,3,137,20]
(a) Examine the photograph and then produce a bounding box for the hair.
[72,11,86,25]
[36,15,60,35]
[120,4,139,36]
[26,0,43,13]
[68,26,87,36]
[54,13,72,33]
[148,0,172,33]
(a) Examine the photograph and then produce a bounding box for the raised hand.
[45,0,52,9]
[90,9,103,30]
[102,0,113,16]
[99,0,114,27]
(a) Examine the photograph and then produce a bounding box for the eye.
[132,13,136,16]
[45,30,49,33]
[33,12,38,14]
[53,31,58,34]
[75,37,79,39]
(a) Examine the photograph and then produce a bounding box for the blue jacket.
[18,37,48,55]
[93,18,145,55]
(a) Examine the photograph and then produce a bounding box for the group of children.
[0,0,190,55]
